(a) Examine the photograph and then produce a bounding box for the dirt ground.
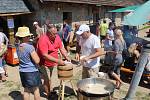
[1,64,150,100]
[1,27,150,100]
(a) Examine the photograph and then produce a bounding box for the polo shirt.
[37,34,63,67]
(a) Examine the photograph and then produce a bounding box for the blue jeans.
[20,71,41,88]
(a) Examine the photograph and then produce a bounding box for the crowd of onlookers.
[1,18,150,100]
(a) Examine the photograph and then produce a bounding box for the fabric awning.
[0,0,31,16]
[108,5,140,13]
[123,1,150,26]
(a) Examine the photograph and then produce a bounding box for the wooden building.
[0,0,31,44]
[0,0,145,40]
[25,0,145,30]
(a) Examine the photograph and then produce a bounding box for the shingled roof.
[0,0,31,16]
[42,0,99,4]
[99,0,144,6]
[41,0,144,7]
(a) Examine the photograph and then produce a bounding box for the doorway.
[63,12,72,25]
[0,17,9,37]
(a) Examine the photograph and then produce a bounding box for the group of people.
[1,18,149,100]
[99,19,150,89]
[97,19,124,89]
[15,19,108,100]
[15,24,70,100]
[33,19,72,55]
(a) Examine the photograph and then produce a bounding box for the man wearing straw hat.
[37,25,70,97]
[15,27,41,100]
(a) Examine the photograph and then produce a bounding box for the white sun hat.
[15,27,33,37]
[76,24,90,35]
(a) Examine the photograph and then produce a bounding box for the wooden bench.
[121,67,150,77]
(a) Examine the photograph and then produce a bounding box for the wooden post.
[7,16,15,45]
[5,16,19,65]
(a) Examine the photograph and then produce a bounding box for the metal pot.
[77,78,115,97]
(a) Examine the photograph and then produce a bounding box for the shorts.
[63,39,69,46]
[20,71,41,88]
[39,66,55,80]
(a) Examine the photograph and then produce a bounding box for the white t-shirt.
[0,32,4,44]
[107,29,114,40]
[0,32,8,45]
[79,34,101,68]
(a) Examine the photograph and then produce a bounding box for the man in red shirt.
[37,25,70,97]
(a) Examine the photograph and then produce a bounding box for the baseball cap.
[76,24,90,35]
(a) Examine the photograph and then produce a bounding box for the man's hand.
[58,59,65,66]
[75,53,80,61]
[80,56,89,64]
[65,56,71,62]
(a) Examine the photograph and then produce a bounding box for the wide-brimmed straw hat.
[15,27,33,37]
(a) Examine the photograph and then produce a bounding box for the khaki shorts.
[39,66,56,80]
[82,67,99,79]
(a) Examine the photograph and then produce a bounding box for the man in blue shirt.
[62,20,72,54]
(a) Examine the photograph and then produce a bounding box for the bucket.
[58,63,73,80]
[5,45,19,65]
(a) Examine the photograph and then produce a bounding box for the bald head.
[47,26,57,41]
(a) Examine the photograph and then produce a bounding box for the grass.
[0,81,21,99]
[64,95,77,100]
[0,94,8,99]
[4,81,14,87]
[141,94,150,100]
[136,92,150,100]
[4,81,21,91]
[72,70,82,84]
